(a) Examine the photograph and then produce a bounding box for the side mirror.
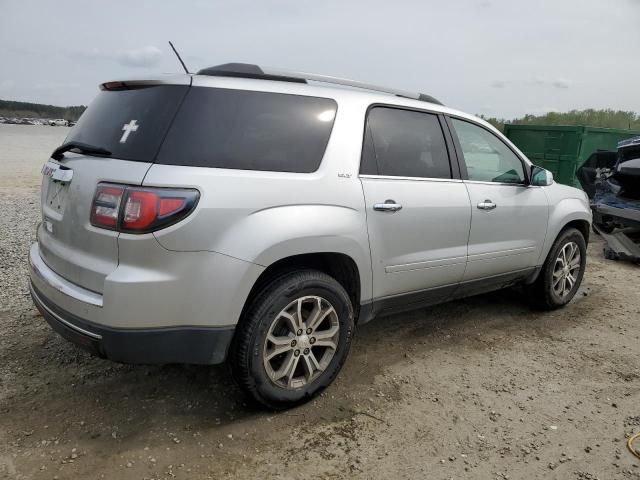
[531,166,553,186]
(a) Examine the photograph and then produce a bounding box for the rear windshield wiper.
[52,141,112,160]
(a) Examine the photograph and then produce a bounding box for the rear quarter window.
[156,87,337,173]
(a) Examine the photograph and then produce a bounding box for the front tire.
[527,228,587,310]
[230,270,354,410]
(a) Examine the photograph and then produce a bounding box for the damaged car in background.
[577,136,640,262]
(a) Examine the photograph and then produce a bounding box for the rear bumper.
[30,282,234,365]
[28,235,266,364]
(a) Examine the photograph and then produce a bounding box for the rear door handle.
[373,200,403,212]
[477,199,497,210]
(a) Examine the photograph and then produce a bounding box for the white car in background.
[48,119,68,127]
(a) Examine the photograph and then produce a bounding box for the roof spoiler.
[99,75,192,91]
[197,63,443,106]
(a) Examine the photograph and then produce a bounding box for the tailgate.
[38,156,151,293]
[37,82,190,293]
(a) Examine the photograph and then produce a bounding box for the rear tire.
[229,270,354,410]
[527,228,587,310]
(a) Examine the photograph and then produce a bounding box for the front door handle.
[477,199,497,210]
[373,200,403,212]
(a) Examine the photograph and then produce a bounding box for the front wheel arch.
[527,220,590,286]
[561,219,590,245]
[527,227,587,310]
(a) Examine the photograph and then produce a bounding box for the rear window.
[156,87,337,173]
[65,85,188,162]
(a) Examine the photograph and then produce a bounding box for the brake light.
[90,183,199,233]
[123,191,158,230]
[91,185,124,228]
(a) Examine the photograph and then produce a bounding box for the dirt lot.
[1,125,640,480]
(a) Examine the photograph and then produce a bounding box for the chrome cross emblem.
[120,119,139,144]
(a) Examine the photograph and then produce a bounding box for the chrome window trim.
[462,179,528,187]
[359,174,463,183]
[365,101,442,117]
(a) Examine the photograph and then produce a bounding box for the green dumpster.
[503,125,640,188]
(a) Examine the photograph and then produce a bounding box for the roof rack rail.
[197,63,306,84]
[197,63,443,106]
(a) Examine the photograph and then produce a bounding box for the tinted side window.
[451,118,525,184]
[361,107,451,179]
[158,87,337,173]
[65,85,189,162]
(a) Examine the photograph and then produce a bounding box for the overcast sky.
[1,0,638,119]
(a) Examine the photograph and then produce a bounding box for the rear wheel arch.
[240,252,361,324]
[229,268,355,409]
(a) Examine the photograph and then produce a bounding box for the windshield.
[64,85,189,162]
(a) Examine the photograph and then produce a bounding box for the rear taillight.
[90,185,124,228]
[90,183,199,233]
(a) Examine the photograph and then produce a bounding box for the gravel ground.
[1,125,640,479]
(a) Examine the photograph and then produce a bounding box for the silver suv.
[29,63,592,408]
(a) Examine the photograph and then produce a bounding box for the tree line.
[481,109,640,133]
[0,100,86,121]
[2,100,639,132]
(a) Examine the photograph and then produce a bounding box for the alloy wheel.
[552,241,581,298]
[263,296,339,389]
